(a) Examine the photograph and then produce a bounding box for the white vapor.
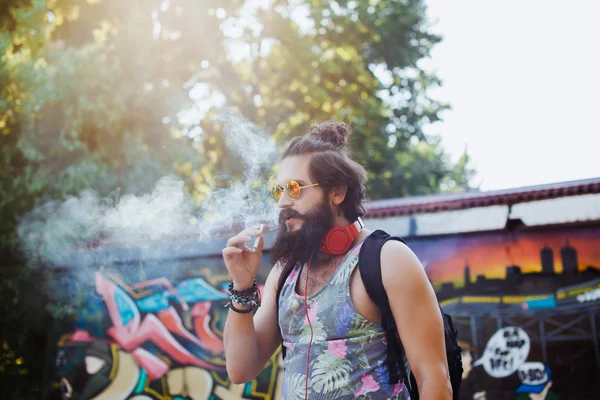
[17,111,281,268]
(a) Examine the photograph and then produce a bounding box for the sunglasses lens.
[286,181,300,200]
[272,185,283,201]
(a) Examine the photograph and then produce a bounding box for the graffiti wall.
[56,267,283,400]
[407,224,600,399]
[56,224,600,400]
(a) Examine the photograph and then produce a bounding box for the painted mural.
[55,224,600,400]
[56,270,283,399]
[407,224,600,399]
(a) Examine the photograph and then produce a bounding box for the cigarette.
[252,224,264,252]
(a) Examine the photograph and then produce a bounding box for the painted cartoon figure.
[456,340,488,400]
[515,365,560,400]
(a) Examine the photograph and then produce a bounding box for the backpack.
[358,229,463,400]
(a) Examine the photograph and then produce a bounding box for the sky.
[421,0,600,191]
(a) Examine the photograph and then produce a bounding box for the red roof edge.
[364,177,600,218]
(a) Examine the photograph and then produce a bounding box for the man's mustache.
[279,209,305,223]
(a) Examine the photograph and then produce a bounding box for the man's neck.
[332,214,351,227]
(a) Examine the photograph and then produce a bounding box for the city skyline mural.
[408,226,600,291]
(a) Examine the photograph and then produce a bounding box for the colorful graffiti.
[406,225,600,399]
[56,271,283,399]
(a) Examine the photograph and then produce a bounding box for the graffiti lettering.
[490,357,513,370]
[473,327,530,378]
[517,362,548,386]
[518,368,545,382]
[57,272,284,400]
[94,273,226,379]
[506,339,526,348]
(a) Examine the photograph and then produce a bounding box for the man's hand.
[222,225,264,289]
[529,381,552,400]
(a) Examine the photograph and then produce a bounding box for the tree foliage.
[0,0,475,397]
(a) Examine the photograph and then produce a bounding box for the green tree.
[40,0,474,196]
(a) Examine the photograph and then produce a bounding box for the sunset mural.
[407,226,600,290]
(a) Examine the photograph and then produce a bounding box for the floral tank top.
[278,239,410,399]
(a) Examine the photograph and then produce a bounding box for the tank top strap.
[328,235,367,289]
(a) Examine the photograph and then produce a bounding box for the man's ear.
[329,185,347,206]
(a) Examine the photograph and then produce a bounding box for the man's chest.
[286,255,383,328]
[294,258,343,297]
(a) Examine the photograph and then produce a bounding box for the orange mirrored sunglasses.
[272,180,319,201]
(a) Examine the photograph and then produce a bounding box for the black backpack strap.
[443,312,463,400]
[358,230,417,397]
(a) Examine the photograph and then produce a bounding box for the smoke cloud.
[17,111,281,270]
[197,110,280,239]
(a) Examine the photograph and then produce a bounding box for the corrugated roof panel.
[510,193,600,226]
[365,177,600,217]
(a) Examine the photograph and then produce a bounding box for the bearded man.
[222,122,451,399]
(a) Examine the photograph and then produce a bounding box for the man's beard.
[270,198,334,277]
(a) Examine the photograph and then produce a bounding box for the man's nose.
[277,193,293,208]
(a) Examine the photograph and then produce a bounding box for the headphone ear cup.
[320,227,352,255]
[320,219,362,256]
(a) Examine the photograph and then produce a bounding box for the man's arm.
[381,240,452,399]
[223,267,282,383]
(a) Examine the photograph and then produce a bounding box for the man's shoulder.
[358,230,408,256]
[380,238,415,268]
[379,238,426,290]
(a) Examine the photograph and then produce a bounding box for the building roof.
[364,177,600,218]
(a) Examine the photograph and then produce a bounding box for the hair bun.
[308,121,352,150]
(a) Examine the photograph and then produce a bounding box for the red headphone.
[319,218,363,255]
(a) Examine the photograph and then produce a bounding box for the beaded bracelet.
[228,301,255,314]
[225,280,261,313]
